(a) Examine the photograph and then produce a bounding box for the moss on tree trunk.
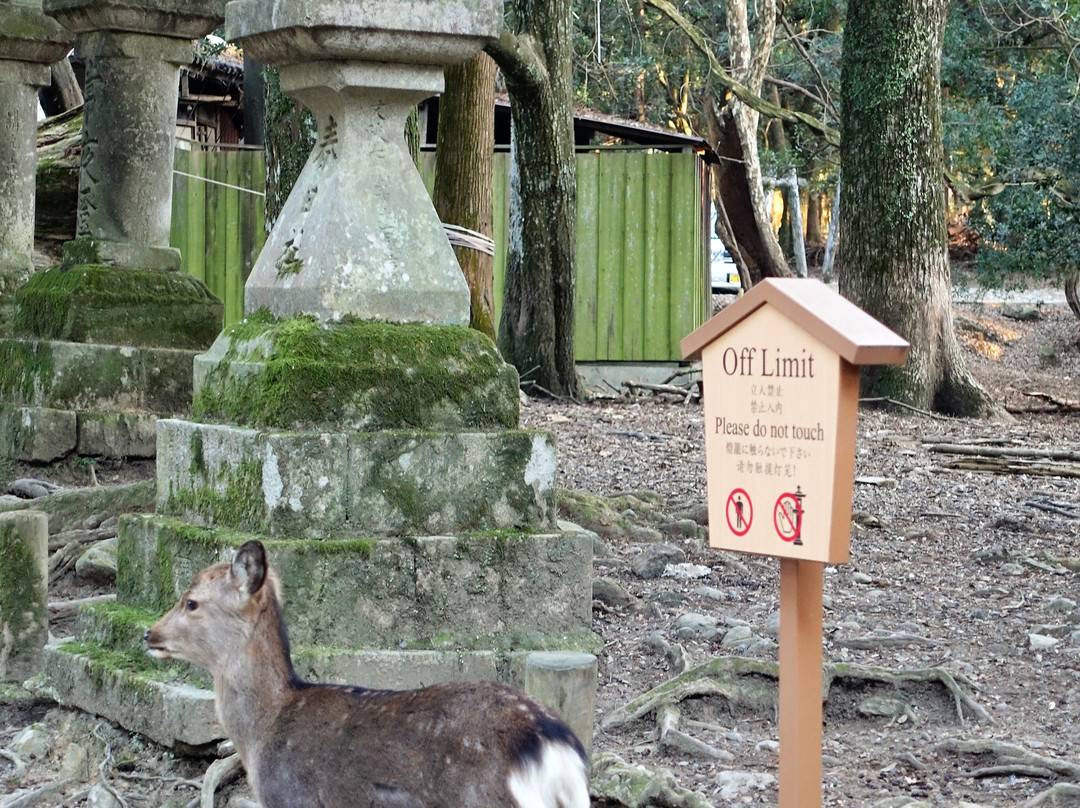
[838,0,1004,418]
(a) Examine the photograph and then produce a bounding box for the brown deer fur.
[145,540,589,808]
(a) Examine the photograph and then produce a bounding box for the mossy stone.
[14,264,223,350]
[192,314,519,430]
[0,522,47,681]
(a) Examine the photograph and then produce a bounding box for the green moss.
[14,264,223,350]
[0,523,46,659]
[166,459,264,531]
[0,339,54,404]
[189,430,206,476]
[192,317,518,430]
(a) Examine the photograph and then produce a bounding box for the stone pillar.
[72,30,193,271]
[0,0,71,297]
[0,61,49,289]
[525,651,598,756]
[39,0,226,271]
[0,510,48,682]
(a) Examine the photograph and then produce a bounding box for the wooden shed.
[420,98,718,365]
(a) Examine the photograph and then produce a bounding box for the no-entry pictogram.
[774,488,805,544]
[726,488,753,536]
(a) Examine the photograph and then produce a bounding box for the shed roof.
[681,278,910,366]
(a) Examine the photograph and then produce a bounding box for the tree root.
[590,753,714,808]
[1024,783,1080,807]
[936,738,1080,780]
[200,754,243,808]
[937,739,1080,808]
[602,656,990,732]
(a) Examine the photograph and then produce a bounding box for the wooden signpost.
[681,279,909,807]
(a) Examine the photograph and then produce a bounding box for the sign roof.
[681,279,910,366]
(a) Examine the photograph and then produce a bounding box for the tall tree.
[838,0,1003,417]
[433,53,497,341]
[711,0,790,282]
[487,0,578,397]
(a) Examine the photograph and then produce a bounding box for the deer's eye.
[185,599,199,612]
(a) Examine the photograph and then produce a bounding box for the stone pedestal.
[244,62,469,324]
[0,0,227,464]
[224,0,500,325]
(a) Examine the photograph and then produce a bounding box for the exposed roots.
[602,656,990,732]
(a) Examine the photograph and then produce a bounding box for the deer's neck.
[213,597,300,765]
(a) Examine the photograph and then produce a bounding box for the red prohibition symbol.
[725,488,753,536]
[774,488,805,544]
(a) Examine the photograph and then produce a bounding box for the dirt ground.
[1,293,1078,808]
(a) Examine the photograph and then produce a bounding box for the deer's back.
[251,680,584,808]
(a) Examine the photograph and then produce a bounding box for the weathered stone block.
[192,316,519,431]
[157,420,555,537]
[14,264,223,350]
[77,411,157,458]
[0,337,196,413]
[118,515,595,650]
[30,644,222,750]
[348,430,557,534]
[0,405,77,462]
[156,420,350,538]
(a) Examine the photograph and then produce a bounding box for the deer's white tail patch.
[507,740,589,808]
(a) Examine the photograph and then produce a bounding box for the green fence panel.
[171,144,266,329]
[384,148,705,362]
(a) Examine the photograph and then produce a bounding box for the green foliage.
[262,67,317,226]
[943,1,1080,286]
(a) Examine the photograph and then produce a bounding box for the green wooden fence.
[421,149,707,362]
[173,145,706,358]
[171,144,266,328]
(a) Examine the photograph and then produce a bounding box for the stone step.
[155,419,558,537]
[0,405,159,462]
[31,636,596,751]
[0,338,197,413]
[118,515,595,649]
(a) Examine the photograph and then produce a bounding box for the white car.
[711,243,741,294]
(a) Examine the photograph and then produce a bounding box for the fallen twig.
[926,443,1080,462]
[49,594,117,613]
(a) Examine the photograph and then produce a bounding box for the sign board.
[682,279,909,564]
[681,278,909,808]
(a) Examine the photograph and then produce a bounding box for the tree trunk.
[433,52,497,341]
[838,0,1004,418]
[715,0,790,283]
[806,191,823,245]
[38,58,83,118]
[708,105,789,283]
[487,0,578,398]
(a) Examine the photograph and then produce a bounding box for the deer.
[144,540,590,808]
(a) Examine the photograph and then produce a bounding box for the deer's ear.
[231,541,268,596]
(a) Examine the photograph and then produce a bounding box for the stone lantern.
[224,0,500,325]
